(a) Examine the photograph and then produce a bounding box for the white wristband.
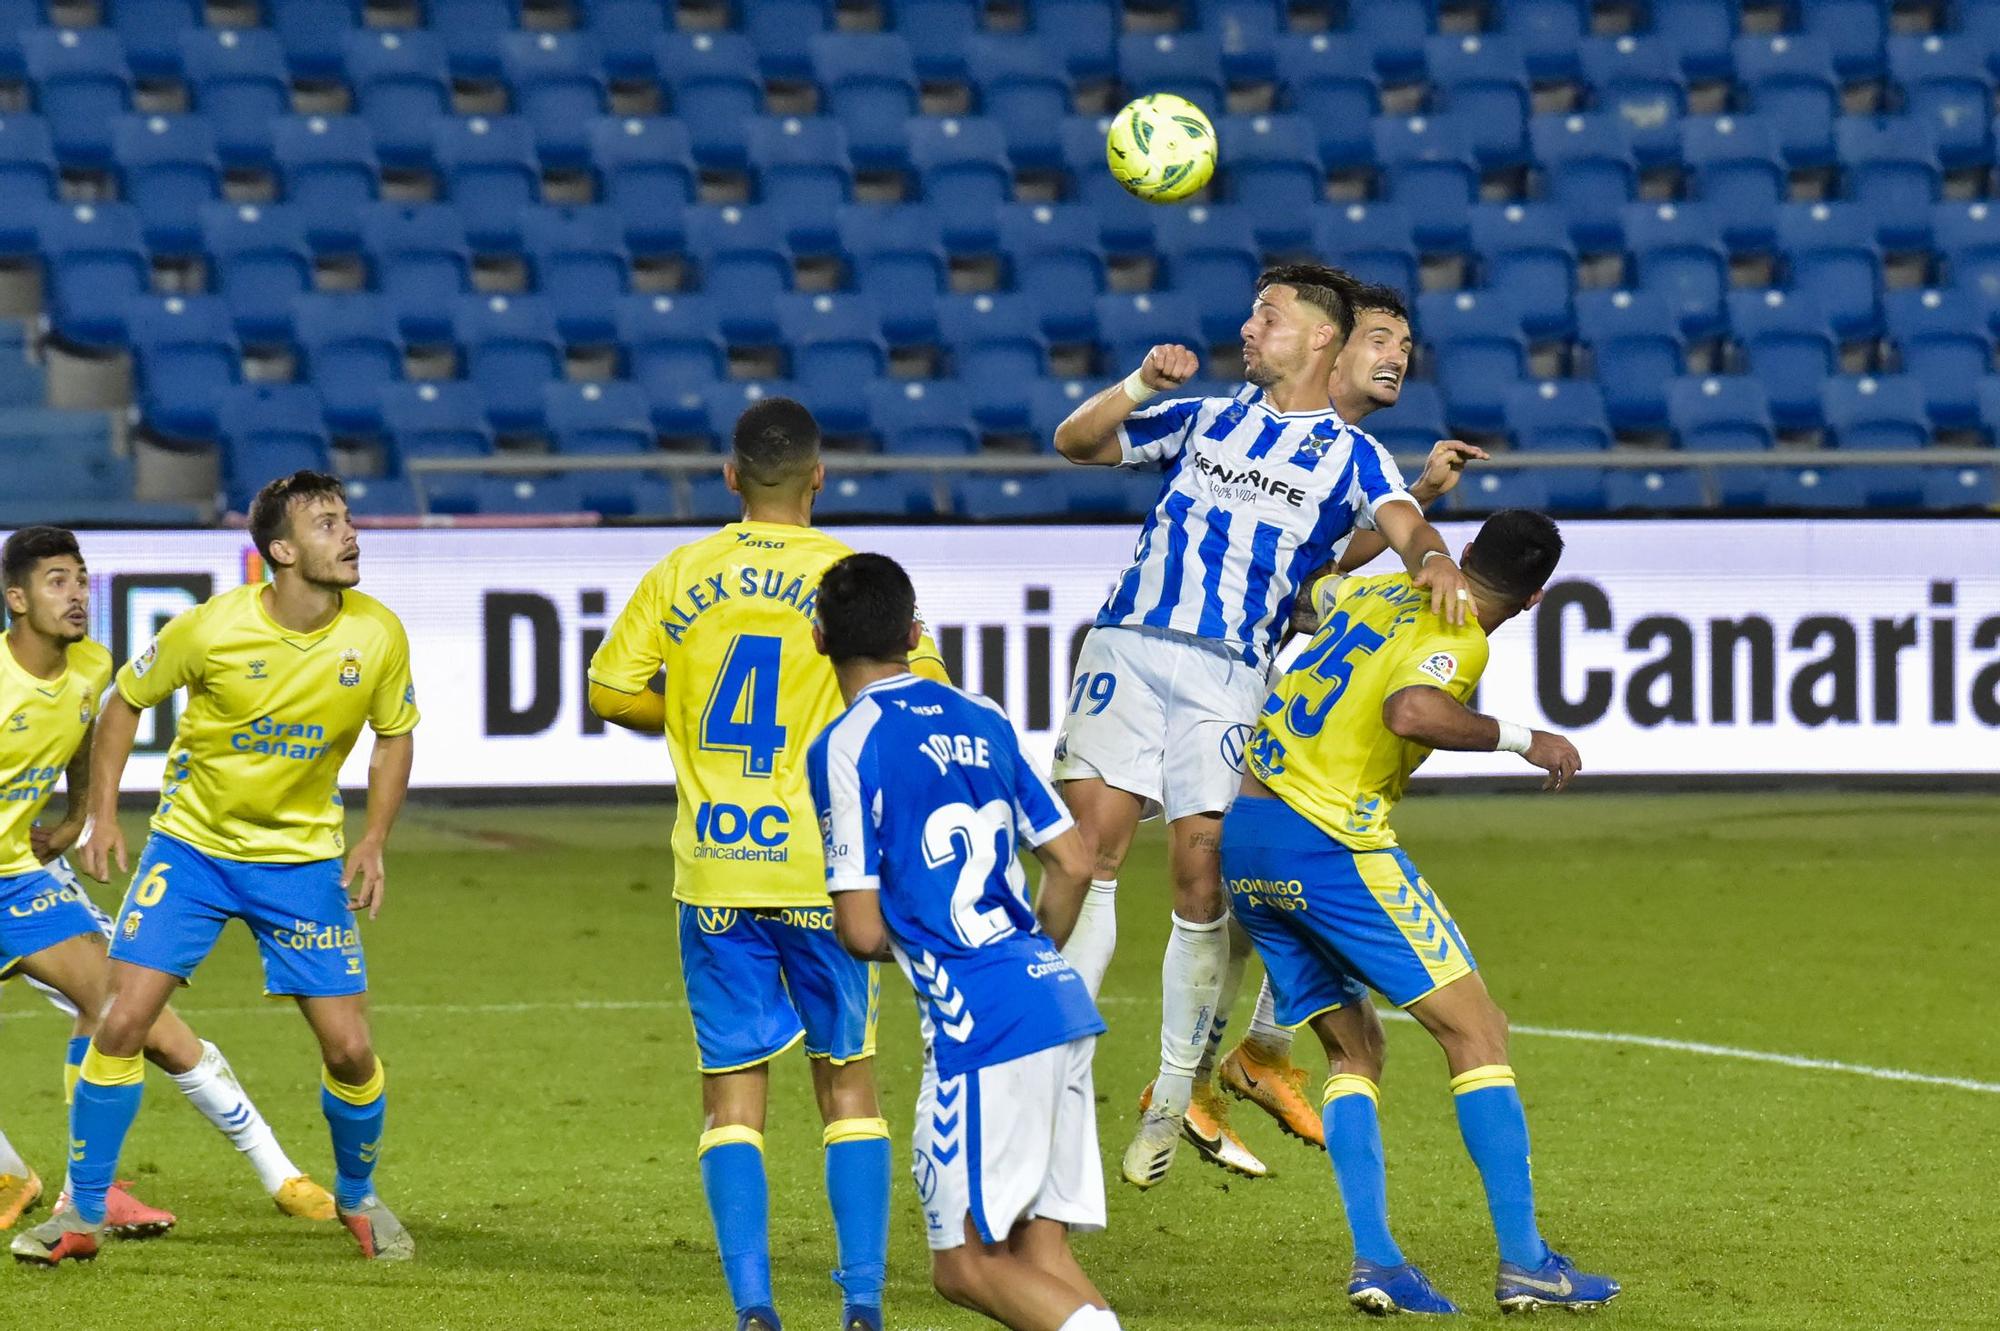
[1122,368,1159,405]
[1494,720,1534,755]
[1421,550,1451,566]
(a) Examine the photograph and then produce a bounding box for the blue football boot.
[1495,1249,1622,1313]
[1348,1258,1460,1315]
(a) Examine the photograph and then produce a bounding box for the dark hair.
[248,470,346,563]
[1463,510,1564,605]
[732,396,821,488]
[2,525,82,588]
[1348,282,1410,328]
[816,552,917,664]
[1255,263,1356,342]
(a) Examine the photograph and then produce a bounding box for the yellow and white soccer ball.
[1105,93,1217,204]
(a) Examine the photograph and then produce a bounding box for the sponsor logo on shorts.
[1219,722,1252,772]
[1417,651,1459,686]
[913,1148,940,1205]
[695,906,738,935]
[271,919,360,951]
[6,881,86,918]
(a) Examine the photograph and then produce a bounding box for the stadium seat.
[1623,201,1729,340]
[1451,467,1553,515]
[616,292,726,411]
[939,292,1049,429]
[1836,118,1942,253]
[777,292,889,434]
[1528,114,1636,254]
[1119,32,1226,113]
[1604,466,1705,512]
[179,29,290,169]
[966,34,1072,173]
[583,0,668,83]
[869,379,979,455]
[1489,0,1583,81]
[1025,376,1092,451]
[1312,201,1419,299]
[740,0,834,83]
[342,475,421,516]
[112,114,221,256]
[1029,0,1118,84]
[1060,115,1159,255]
[838,204,948,347]
[814,469,940,518]
[1365,380,1446,453]
[272,116,381,254]
[1577,35,1688,172]
[909,117,1014,254]
[453,293,566,435]
[994,203,1105,348]
[953,472,1064,520]
[1095,291,1205,378]
[343,30,454,172]
[1680,115,1785,253]
[501,31,610,172]
[657,32,765,171]
[1651,0,1736,83]
[575,470,676,520]
[436,473,589,517]
[127,295,240,442]
[433,116,543,253]
[1797,0,1888,86]
[1423,33,1530,170]
[0,117,58,251]
[1153,203,1260,345]
[1666,374,1776,451]
[1932,200,2000,293]
[1574,288,1684,432]
[1370,115,1477,253]
[1415,290,1527,434]
[37,202,148,349]
[1758,463,1868,510]
[1887,35,1994,173]
[1347,0,1427,82]
[1733,34,1841,169]
[427,0,516,82]
[380,380,496,462]
[1469,203,1576,340]
[1272,34,1379,172]
[267,0,362,83]
[683,205,793,345]
[1066,466,1170,518]
[813,33,921,175]
[588,117,694,258]
[1821,374,1932,450]
[0,2,43,80]
[200,202,311,346]
[1923,464,1997,508]
[747,117,855,255]
[694,380,798,451]
[1728,288,1838,431]
[1215,114,1320,249]
[520,204,631,345]
[1775,202,1883,342]
[102,0,199,82]
[290,293,405,436]
[888,0,982,82]
[217,384,334,510]
[23,27,134,168]
[359,202,473,345]
[543,379,656,455]
[1885,287,1989,431]
[1504,379,1612,451]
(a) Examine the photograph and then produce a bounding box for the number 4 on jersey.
[700,634,787,778]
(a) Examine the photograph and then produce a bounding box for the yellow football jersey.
[115,582,419,864]
[0,637,111,877]
[589,520,948,908]
[1247,572,1489,851]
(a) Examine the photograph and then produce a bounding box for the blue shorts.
[107,832,366,998]
[0,867,102,980]
[677,902,878,1074]
[1221,795,1477,1024]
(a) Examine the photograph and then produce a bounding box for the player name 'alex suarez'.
[657,565,821,644]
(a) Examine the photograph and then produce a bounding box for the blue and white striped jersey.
[1097,386,1414,667]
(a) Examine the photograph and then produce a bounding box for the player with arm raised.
[1222,510,1619,1315]
[808,553,1120,1331]
[587,398,947,1331]
[1049,264,1469,1189]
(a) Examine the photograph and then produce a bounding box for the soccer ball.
[1105,94,1217,204]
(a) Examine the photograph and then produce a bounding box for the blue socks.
[1451,1064,1548,1269]
[823,1118,890,1320]
[1321,1073,1404,1267]
[700,1127,775,1319]
[68,1044,146,1225]
[320,1061,387,1210]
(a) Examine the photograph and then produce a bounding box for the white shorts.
[1052,625,1271,822]
[19,857,111,1018]
[911,1036,1105,1251]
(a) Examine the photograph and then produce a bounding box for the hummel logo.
[248,659,267,680]
[1509,1271,1573,1296]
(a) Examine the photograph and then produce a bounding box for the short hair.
[2,525,82,588]
[1463,510,1565,605]
[816,552,917,664]
[1255,263,1356,342]
[1347,282,1410,328]
[248,470,346,563]
[732,396,821,488]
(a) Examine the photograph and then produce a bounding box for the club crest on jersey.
[337,647,363,688]
[130,643,157,677]
[248,659,267,680]
[80,698,92,724]
[696,906,738,935]
[1417,652,1459,686]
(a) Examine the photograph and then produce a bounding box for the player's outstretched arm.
[1382,685,1581,792]
[1334,440,1489,575]
[831,890,894,962]
[32,725,93,864]
[1052,343,1198,465]
[343,730,413,919]
[1029,826,1093,949]
[587,678,665,734]
[1373,501,1471,627]
[76,692,140,881]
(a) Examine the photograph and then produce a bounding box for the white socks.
[1194,913,1254,1082]
[1245,974,1295,1058]
[1058,1306,1123,1331]
[1154,912,1227,1117]
[1061,878,1120,999]
[171,1041,301,1195]
[0,1124,28,1177]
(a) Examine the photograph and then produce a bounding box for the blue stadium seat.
[427,0,515,82]
[37,202,148,349]
[1029,0,1118,84]
[1095,290,1205,377]
[1577,35,1688,171]
[1469,203,1575,340]
[1215,114,1320,249]
[683,204,793,344]
[1821,374,1932,450]
[1932,199,2000,292]
[1414,289,1526,434]
[1504,379,1611,451]
[112,114,220,256]
[1067,467,1171,518]
[966,34,1072,173]
[656,31,764,171]
[1757,463,1868,510]
[997,202,1105,346]
[888,0,982,82]
[1366,380,1445,452]
[1681,114,1784,253]
[747,117,855,255]
[575,470,675,519]
[380,379,495,462]
[1423,33,1530,169]
[343,29,452,172]
[1923,463,1997,508]
[839,204,948,347]
[1837,118,1942,252]
[1450,467,1552,515]
[179,29,289,169]
[813,34,921,175]
[1574,288,1683,431]
[1347,0,1428,82]
[814,470,940,519]
[1311,201,1418,296]
[128,294,239,441]
[681,471,742,519]
[359,202,473,345]
[1666,374,1776,451]
[1885,287,1989,431]
[1623,201,1728,339]
[1528,114,1636,254]
[201,202,311,345]
[1026,376,1092,450]
[1371,115,1477,252]
[1733,33,1840,169]
[583,0,668,83]
[1605,466,1705,512]
[501,31,610,172]
[273,115,380,253]
[953,472,1061,520]
[1775,201,1883,341]
[868,379,979,455]
[1273,35,1378,172]
[1888,35,1994,173]
[217,384,333,509]
[1153,203,1260,345]
[267,0,361,82]
[1797,0,1888,86]
[435,473,589,517]
[291,293,404,436]
[23,27,133,168]
[616,292,726,409]
[103,0,201,83]
[695,380,797,450]
[433,116,543,253]
[1651,0,1735,82]
[910,116,1014,254]
[1119,32,1225,113]
[1728,288,1837,431]
[939,292,1049,429]
[341,475,420,516]
[520,204,631,345]
[1498,0,1588,82]
[453,293,565,434]
[777,292,890,435]
[1200,0,1283,85]
[543,379,655,455]
[740,0,834,83]
[588,116,693,258]
[1060,115,1159,255]
[0,117,58,251]
[0,2,46,80]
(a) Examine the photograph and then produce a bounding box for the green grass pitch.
[3,793,1997,1329]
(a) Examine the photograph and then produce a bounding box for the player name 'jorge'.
[916,731,992,776]
[658,566,821,644]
